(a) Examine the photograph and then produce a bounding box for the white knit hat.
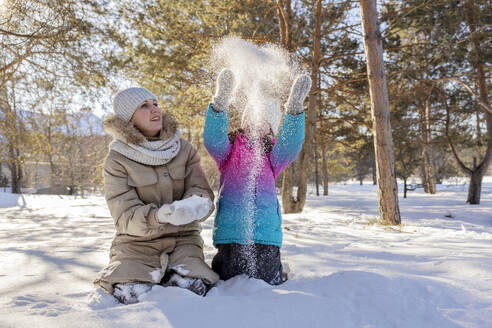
[241,98,282,135]
[113,87,157,122]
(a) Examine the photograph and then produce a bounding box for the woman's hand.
[211,68,235,112]
[284,74,312,115]
[157,195,212,225]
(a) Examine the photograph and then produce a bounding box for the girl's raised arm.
[271,74,311,177]
[203,69,235,166]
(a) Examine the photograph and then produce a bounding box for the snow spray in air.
[211,36,303,273]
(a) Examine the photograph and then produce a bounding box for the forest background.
[1,0,490,210]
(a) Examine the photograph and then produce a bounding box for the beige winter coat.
[94,112,219,294]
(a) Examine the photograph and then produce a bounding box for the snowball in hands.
[157,195,212,225]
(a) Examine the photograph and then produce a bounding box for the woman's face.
[131,99,162,137]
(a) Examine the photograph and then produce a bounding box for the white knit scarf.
[110,130,182,166]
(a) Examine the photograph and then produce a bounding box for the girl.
[203,69,311,285]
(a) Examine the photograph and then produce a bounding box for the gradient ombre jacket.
[203,104,305,247]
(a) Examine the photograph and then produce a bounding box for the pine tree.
[382,0,491,204]
[359,0,401,225]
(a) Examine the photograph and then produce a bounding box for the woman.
[94,87,219,303]
[203,69,311,285]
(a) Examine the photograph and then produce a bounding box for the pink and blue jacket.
[203,104,305,247]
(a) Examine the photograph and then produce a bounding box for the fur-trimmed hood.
[103,112,178,145]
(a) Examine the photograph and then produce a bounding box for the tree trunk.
[281,164,296,212]
[8,145,22,194]
[359,0,401,224]
[467,93,492,203]
[420,97,437,193]
[9,162,20,193]
[322,143,328,196]
[467,170,483,204]
[48,119,56,187]
[465,41,492,204]
[2,97,22,194]
[475,81,482,146]
[292,0,321,212]
[49,158,56,186]
[47,116,56,187]
[371,153,377,185]
[281,0,321,213]
[357,156,364,185]
[276,0,292,51]
[314,142,320,196]
[420,162,428,193]
[463,0,492,204]
[278,0,297,212]
[421,146,436,193]
[403,177,407,199]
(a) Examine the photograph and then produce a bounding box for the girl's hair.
[228,128,274,154]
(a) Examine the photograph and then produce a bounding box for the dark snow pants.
[212,243,285,285]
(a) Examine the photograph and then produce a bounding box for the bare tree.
[0,86,24,193]
[0,0,108,193]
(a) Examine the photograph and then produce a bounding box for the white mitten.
[211,68,235,112]
[157,203,192,226]
[189,195,213,219]
[157,195,212,225]
[284,74,312,115]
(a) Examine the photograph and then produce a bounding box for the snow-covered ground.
[0,179,491,328]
